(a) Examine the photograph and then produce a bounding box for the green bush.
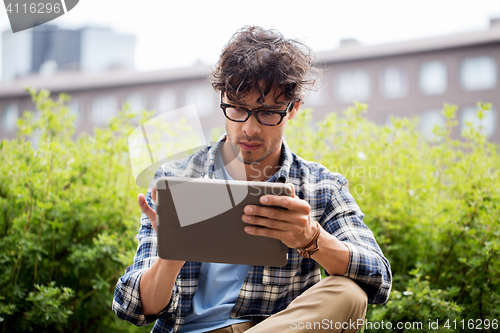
[0,88,151,332]
[285,102,499,332]
[1,89,498,332]
[367,269,461,332]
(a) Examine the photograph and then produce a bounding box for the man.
[113,26,392,333]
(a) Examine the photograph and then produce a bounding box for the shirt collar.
[204,134,293,183]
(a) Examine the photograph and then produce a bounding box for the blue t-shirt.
[178,148,251,333]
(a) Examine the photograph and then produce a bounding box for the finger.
[151,184,157,205]
[244,217,316,248]
[244,224,292,242]
[242,214,302,233]
[137,193,157,228]
[243,205,304,225]
[258,194,310,214]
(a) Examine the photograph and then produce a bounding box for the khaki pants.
[208,276,367,333]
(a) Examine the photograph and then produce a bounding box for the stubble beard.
[227,134,281,166]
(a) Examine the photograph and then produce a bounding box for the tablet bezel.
[155,176,293,267]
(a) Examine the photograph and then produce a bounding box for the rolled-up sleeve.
[112,168,180,326]
[320,176,392,304]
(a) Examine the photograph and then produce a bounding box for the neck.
[220,140,282,182]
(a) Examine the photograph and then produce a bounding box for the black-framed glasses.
[219,93,294,126]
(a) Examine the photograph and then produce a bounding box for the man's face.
[223,88,299,165]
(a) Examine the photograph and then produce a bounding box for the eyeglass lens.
[225,107,283,125]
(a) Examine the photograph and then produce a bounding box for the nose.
[242,114,262,137]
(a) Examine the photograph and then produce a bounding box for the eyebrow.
[226,100,286,110]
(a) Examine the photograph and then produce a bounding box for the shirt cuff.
[342,241,360,279]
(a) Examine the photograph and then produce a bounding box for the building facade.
[1,24,136,82]
[1,21,499,142]
[308,19,500,142]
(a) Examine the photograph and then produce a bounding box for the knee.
[324,276,368,318]
[343,277,367,310]
[349,284,367,320]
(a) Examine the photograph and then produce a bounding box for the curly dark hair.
[211,26,318,105]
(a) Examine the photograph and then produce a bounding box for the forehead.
[226,89,287,107]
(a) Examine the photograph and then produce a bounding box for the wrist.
[148,258,185,280]
[156,258,185,270]
[311,231,350,276]
[297,221,321,258]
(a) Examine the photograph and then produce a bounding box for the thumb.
[137,193,157,230]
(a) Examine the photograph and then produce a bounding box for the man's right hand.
[137,184,186,315]
[138,184,157,232]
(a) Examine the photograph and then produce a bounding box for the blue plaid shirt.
[113,135,392,333]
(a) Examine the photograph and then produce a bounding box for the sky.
[1,0,500,72]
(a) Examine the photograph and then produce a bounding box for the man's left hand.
[242,183,318,249]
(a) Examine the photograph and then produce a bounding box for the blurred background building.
[2,24,136,81]
[0,20,499,142]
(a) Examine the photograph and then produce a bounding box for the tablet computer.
[155,176,292,267]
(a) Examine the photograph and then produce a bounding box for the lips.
[239,142,262,151]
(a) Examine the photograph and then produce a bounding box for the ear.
[288,100,302,120]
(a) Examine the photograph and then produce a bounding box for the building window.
[420,109,446,140]
[460,56,497,91]
[154,89,177,115]
[419,61,447,95]
[2,103,19,132]
[126,92,145,113]
[185,85,215,117]
[379,66,408,99]
[91,95,117,125]
[307,88,328,107]
[461,106,497,138]
[306,79,327,106]
[68,98,80,126]
[336,69,370,103]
